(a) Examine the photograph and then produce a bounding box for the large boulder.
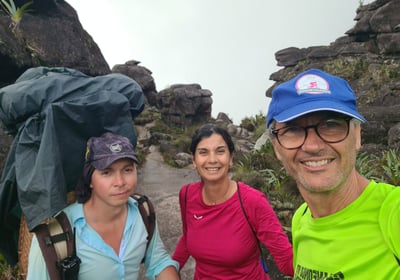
[0,0,110,88]
[156,84,213,126]
[112,60,158,106]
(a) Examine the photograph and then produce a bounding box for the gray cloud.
[68,0,369,123]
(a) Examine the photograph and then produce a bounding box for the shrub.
[0,0,33,30]
[380,148,400,185]
[0,255,23,280]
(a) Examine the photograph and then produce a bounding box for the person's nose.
[207,152,217,163]
[113,173,125,186]
[301,127,325,152]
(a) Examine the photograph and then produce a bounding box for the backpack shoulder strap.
[183,184,190,234]
[237,183,255,234]
[131,193,156,252]
[33,211,73,280]
[237,183,268,272]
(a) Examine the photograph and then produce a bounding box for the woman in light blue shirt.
[27,132,179,279]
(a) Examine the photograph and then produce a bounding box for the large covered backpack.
[0,66,144,265]
[33,194,155,280]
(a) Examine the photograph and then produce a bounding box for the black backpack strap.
[237,183,269,273]
[54,212,75,259]
[131,193,156,263]
[184,184,190,234]
[33,211,73,280]
[237,183,257,238]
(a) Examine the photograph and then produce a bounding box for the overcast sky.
[67,0,372,124]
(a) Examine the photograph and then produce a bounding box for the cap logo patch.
[295,74,331,95]
[109,143,122,153]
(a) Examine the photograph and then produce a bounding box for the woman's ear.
[191,154,196,168]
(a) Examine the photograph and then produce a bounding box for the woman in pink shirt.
[173,123,294,279]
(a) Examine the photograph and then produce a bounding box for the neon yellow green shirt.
[292,181,400,279]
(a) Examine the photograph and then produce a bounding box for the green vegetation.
[148,119,201,167]
[380,148,400,185]
[239,112,266,140]
[355,148,400,185]
[323,57,369,80]
[0,255,23,280]
[0,0,33,30]
[234,141,284,191]
[355,151,380,180]
[134,107,161,125]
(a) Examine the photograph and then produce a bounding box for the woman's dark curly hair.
[75,163,95,203]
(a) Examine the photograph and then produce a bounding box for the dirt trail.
[136,145,197,279]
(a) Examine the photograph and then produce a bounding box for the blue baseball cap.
[266,69,366,127]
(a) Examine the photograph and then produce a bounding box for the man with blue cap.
[266,69,400,279]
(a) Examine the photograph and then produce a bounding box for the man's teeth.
[304,160,329,167]
[206,168,219,171]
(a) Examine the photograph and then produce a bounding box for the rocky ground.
[136,145,197,279]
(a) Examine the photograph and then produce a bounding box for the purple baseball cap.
[266,69,366,127]
[85,132,139,170]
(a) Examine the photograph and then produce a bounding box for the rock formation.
[112,60,158,106]
[113,62,213,126]
[0,0,110,88]
[155,84,213,126]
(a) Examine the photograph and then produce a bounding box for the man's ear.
[355,123,362,151]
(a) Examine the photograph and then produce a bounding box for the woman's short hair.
[190,123,235,156]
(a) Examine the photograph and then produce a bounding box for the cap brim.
[91,155,139,170]
[273,100,366,124]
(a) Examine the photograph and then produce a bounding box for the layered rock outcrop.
[112,62,213,126]
[155,84,213,126]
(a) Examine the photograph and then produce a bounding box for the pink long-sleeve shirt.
[173,181,294,279]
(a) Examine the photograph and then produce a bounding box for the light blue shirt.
[27,197,178,280]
